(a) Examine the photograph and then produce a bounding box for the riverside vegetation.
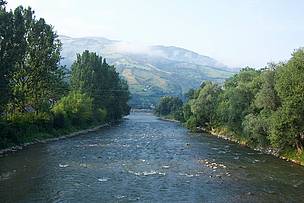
[0,1,130,149]
[155,49,304,165]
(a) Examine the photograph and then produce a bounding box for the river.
[1,112,304,202]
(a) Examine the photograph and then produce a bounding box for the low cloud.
[110,42,166,57]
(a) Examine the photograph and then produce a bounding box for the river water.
[1,112,304,202]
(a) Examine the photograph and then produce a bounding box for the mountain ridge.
[59,35,236,108]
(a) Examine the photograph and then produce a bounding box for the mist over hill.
[59,35,236,108]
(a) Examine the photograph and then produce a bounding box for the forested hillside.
[156,49,304,164]
[0,2,130,149]
[60,36,236,108]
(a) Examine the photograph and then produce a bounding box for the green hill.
[59,36,236,108]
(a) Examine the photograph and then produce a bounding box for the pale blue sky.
[7,0,304,68]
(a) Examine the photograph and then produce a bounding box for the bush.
[0,112,54,148]
[95,108,107,123]
[52,91,93,127]
[53,112,65,129]
[0,121,21,148]
[173,109,184,122]
[7,112,53,131]
[186,116,199,132]
[242,113,270,147]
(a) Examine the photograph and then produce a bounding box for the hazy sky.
[7,0,304,68]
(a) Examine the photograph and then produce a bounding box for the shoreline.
[0,123,110,156]
[158,116,304,167]
[209,130,304,166]
[158,117,180,123]
[205,127,304,166]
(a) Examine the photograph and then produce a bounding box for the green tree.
[217,68,261,132]
[255,66,280,111]
[155,96,183,118]
[182,103,192,121]
[270,49,304,152]
[5,6,67,114]
[25,17,65,112]
[242,112,270,147]
[8,7,31,113]
[242,65,280,147]
[71,51,130,121]
[0,4,15,113]
[190,81,222,128]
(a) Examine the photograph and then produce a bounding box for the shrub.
[52,91,93,127]
[0,112,53,148]
[95,107,107,123]
[186,116,199,132]
[53,112,65,129]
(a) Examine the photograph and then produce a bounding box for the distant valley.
[59,35,236,108]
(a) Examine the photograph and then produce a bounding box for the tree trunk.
[296,133,304,153]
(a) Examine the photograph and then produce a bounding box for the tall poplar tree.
[71,50,130,121]
[0,1,14,113]
[8,6,67,113]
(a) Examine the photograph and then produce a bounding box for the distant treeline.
[0,2,130,148]
[155,49,304,162]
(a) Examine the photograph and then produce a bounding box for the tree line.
[0,2,130,148]
[156,48,304,161]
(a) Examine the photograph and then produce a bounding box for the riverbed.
[1,112,304,202]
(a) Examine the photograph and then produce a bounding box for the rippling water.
[1,112,304,202]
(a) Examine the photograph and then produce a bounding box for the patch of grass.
[281,149,304,166]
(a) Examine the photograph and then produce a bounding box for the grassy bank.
[280,149,304,166]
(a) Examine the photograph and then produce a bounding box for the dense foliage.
[70,51,130,121]
[0,3,130,148]
[157,49,304,159]
[154,96,183,121]
[51,91,94,127]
